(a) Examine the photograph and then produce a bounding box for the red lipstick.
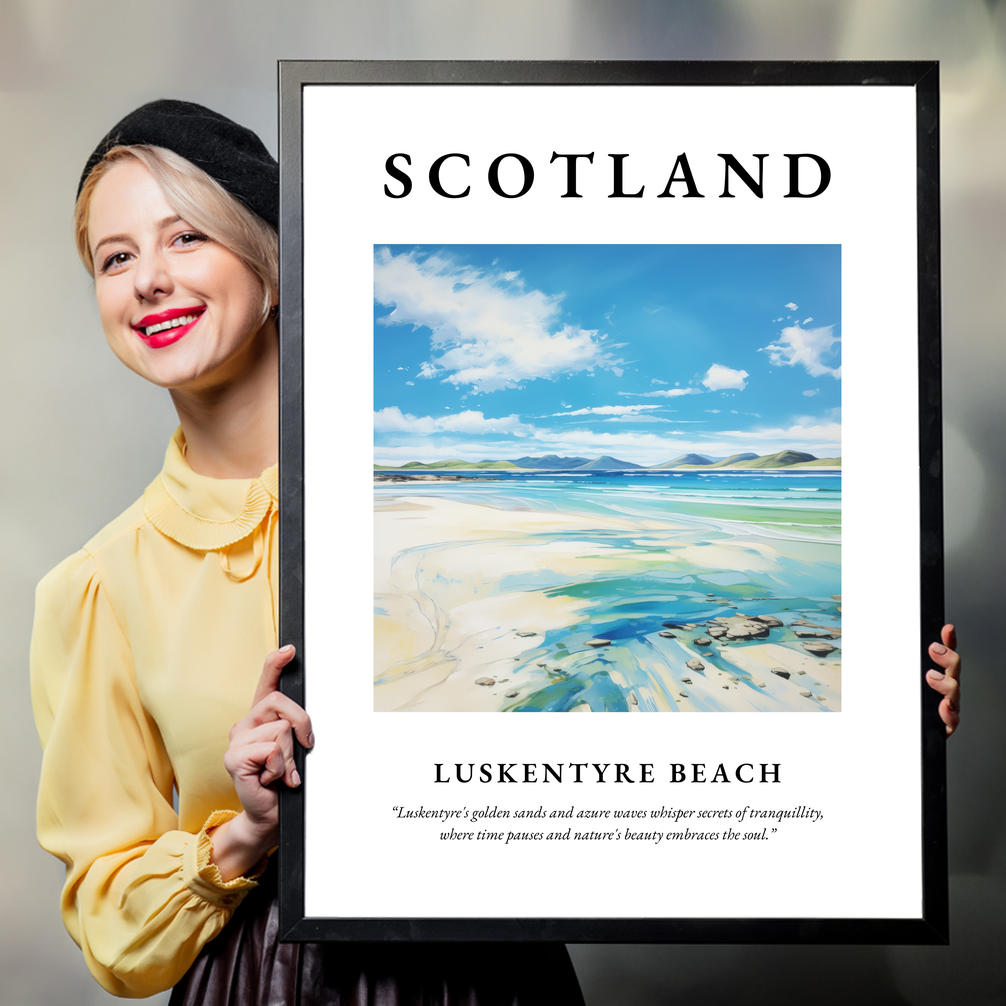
[132,306,205,349]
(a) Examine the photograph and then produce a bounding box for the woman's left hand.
[926,624,960,737]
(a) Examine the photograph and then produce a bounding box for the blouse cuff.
[183,810,269,909]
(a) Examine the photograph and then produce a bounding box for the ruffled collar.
[143,428,278,551]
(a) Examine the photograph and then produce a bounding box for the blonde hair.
[75,145,278,322]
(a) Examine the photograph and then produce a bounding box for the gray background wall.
[1,2,1003,1003]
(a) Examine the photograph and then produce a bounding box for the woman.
[31,100,586,1003]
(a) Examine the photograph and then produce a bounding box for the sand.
[373,492,840,713]
[374,494,649,711]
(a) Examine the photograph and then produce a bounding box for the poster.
[279,62,945,942]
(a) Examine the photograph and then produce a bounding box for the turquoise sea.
[374,470,841,713]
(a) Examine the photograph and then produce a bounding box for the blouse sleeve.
[31,549,262,998]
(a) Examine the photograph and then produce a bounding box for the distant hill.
[376,451,840,472]
[574,455,643,470]
[401,459,469,469]
[650,453,716,469]
[652,452,761,469]
[672,452,761,470]
[734,450,819,469]
[676,450,834,470]
[705,452,761,468]
[787,457,841,468]
[509,454,590,469]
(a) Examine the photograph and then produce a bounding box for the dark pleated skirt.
[169,869,584,1006]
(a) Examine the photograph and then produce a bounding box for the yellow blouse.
[31,428,279,998]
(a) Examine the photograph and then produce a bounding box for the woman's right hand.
[209,645,314,881]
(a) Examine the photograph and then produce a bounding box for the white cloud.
[375,407,435,433]
[537,428,701,453]
[785,302,798,311]
[375,414,841,466]
[718,420,842,446]
[618,388,703,399]
[438,411,532,435]
[803,317,814,324]
[650,378,668,385]
[375,440,534,464]
[525,424,840,465]
[374,394,840,466]
[603,415,675,423]
[374,248,622,392]
[552,404,663,417]
[376,429,692,466]
[803,388,820,397]
[702,363,749,391]
[760,324,841,379]
[374,406,533,436]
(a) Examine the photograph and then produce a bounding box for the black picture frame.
[277,60,945,944]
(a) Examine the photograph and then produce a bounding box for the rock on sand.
[725,620,770,640]
[802,641,837,656]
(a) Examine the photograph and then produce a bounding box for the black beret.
[78,99,278,228]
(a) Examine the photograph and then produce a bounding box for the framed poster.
[277,61,946,943]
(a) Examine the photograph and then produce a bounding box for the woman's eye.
[173,231,208,248]
[101,251,131,272]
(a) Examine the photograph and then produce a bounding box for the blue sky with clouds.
[373,244,840,466]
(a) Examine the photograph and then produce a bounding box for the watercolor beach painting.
[373,245,841,713]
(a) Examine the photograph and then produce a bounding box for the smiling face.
[87,158,272,392]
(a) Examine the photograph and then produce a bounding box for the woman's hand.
[209,645,314,881]
[926,624,960,738]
